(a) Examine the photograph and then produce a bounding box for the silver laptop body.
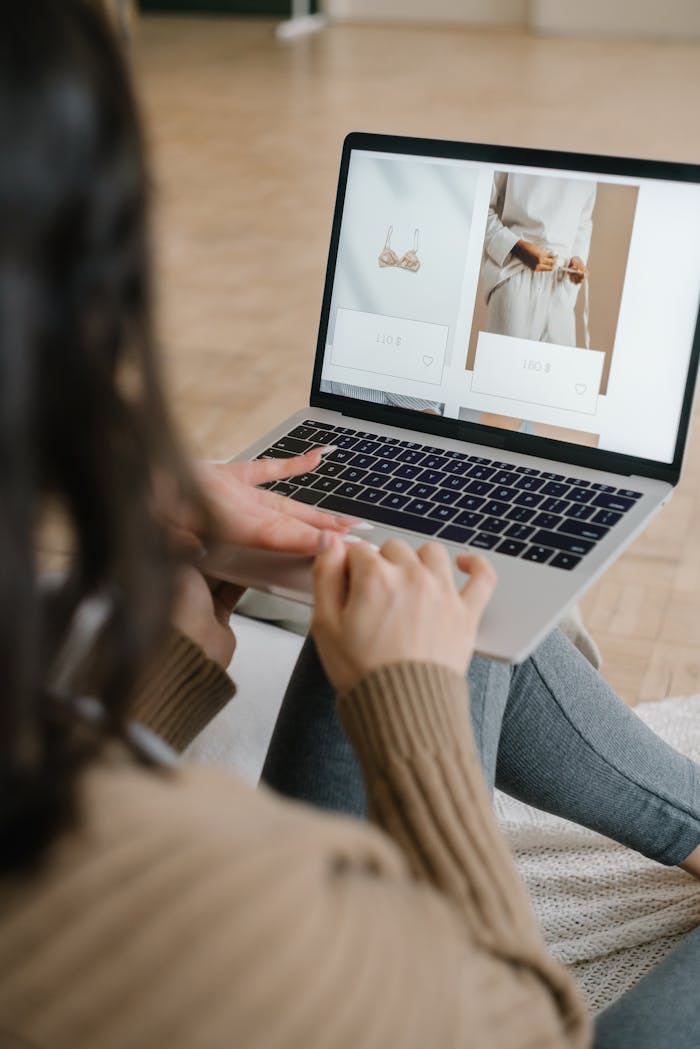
[202,134,700,663]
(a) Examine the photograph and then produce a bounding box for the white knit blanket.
[495,694,700,1013]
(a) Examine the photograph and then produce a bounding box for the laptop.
[201,133,700,663]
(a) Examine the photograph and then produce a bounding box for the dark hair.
[0,1,205,871]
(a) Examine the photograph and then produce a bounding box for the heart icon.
[422,355,434,367]
[575,383,587,395]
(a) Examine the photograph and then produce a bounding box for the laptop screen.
[317,145,700,466]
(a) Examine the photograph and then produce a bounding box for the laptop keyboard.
[256,420,643,571]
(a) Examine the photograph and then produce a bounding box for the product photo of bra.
[378,225,421,272]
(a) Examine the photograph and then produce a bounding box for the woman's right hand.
[311,535,497,694]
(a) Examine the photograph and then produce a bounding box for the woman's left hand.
[192,451,362,556]
[171,565,246,668]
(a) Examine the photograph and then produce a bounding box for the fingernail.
[319,445,337,457]
[341,534,363,544]
[318,531,331,553]
[350,521,374,531]
[367,543,380,551]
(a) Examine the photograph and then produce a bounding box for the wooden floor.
[133,15,700,704]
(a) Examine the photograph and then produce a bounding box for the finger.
[536,259,555,272]
[312,532,348,626]
[455,553,497,616]
[344,540,383,608]
[248,447,332,484]
[379,537,420,569]
[416,541,454,583]
[252,487,362,532]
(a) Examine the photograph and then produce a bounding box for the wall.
[324,0,525,26]
[324,0,700,38]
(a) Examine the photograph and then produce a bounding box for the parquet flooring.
[132,15,700,703]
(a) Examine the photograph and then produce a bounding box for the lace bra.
[378,226,421,272]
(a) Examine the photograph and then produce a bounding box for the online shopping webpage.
[319,149,700,463]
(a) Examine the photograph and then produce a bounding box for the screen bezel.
[309,132,700,485]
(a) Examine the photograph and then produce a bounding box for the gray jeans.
[262,629,700,1047]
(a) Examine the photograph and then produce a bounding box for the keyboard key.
[514,492,543,508]
[531,529,594,556]
[591,482,616,492]
[592,493,636,513]
[273,482,298,496]
[304,418,333,429]
[375,445,402,459]
[468,455,491,464]
[354,440,382,456]
[325,447,355,464]
[443,459,472,476]
[616,489,643,500]
[289,425,321,442]
[482,499,510,518]
[364,471,389,488]
[258,449,294,460]
[317,460,346,478]
[289,472,319,487]
[558,518,609,542]
[290,487,325,505]
[333,426,354,434]
[505,523,534,541]
[319,495,441,536]
[393,464,423,480]
[273,435,314,455]
[409,482,439,501]
[522,545,554,563]
[540,497,569,515]
[417,469,449,487]
[405,499,434,517]
[433,488,461,505]
[491,486,517,502]
[481,517,508,535]
[540,472,565,481]
[468,465,496,481]
[496,539,526,558]
[490,461,512,471]
[349,453,379,470]
[491,470,519,486]
[307,429,336,445]
[454,510,484,530]
[375,459,395,475]
[566,477,589,486]
[540,482,569,498]
[506,505,536,523]
[334,435,359,449]
[514,466,540,475]
[464,480,494,497]
[427,505,459,523]
[384,477,413,494]
[439,525,475,545]
[312,475,341,493]
[381,493,411,510]
[444,449,470,460]
[470,532,500,550]
[335,482,365,499]
[359,488,385,504]
[550,552,582,571]
[592,509,622,527]
[340,467,368,484]
[421,453,451,471]
[456,494,487,512]
[515,476,545,492]
[442,474,472,492]
[396,450,425,465]
[568,487,594,503]
[533,512,562,530]
[564,503,595,521]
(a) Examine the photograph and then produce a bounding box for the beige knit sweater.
[0,634,590,1049]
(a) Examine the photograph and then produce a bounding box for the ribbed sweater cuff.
[337,661,472,766]
[130,632,236,753]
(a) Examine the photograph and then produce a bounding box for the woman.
[0,5,698,1048]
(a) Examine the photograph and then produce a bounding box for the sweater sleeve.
[129,631,235,752]
[334,661,590,1048]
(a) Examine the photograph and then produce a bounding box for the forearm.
[337,662,589,1045]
